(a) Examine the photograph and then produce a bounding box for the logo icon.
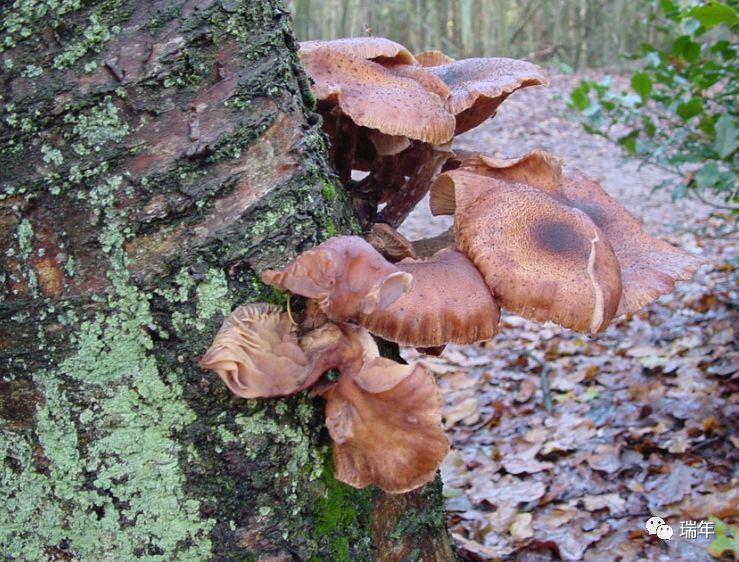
[656,524,674,540]
[645,516,665,535]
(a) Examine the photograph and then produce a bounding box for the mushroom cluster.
[299,37,547,227]
[199,38,702,494]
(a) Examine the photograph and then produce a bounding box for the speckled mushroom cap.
[360,248,500,346]
[445,170,623,333]
[299,37,416,65]
[299,46,456,144]
[558,170,703,314]
[198,303,318,398]
[323,356,449,493]
[426,58,548,134]
[434,150,704,315]
[261,236,413,322]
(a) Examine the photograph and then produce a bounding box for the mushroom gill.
[198,303,318,398]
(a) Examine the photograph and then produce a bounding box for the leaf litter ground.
[399,71,738,562]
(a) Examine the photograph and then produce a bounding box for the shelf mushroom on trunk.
[197,36,703,498]
[297,38,548,228]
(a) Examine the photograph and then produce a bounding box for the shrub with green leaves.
[570,0,737,218]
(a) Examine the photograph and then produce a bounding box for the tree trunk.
[0,1,455,560]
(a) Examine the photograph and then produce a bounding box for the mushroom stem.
[333,111,357,184]
[351,155,403,227]
[379,143,452,228]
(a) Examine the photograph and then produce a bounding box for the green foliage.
[570,0,738,216]
[708,515,739,559]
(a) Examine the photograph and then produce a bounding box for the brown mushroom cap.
[261,236,413,322]
[426,58,548,134]
[415,50,456,67]
[430,150,562,215]
[360,248,500,346]
[198,303,317,398]
[448,171,623,333]
[323,357,449,493]
[558,169,704,314]
[435,150,704,315]
[299,48,456,144]
[365,222,418,261]
[299,37,416,65]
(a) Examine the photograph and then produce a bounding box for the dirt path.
[399,72,738,562]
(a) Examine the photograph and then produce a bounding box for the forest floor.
[398,71,739,562]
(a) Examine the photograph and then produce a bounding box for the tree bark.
[0,1,455,560]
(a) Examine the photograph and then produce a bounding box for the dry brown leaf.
[510,512,535,541]
[586,443,622,473]
[581,493,626,514]
[444,396,480,428]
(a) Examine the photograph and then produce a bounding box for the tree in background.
[570,0,738,224]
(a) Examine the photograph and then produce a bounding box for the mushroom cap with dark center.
[323,357,448,493]
[448,171,623,333]
[300,48,456,144]
[261,236,413,322]
[360,248,500,346]
[559,169,704,314]
[427,58,548,134]
[198,303,316,398]
[434,150,704,315]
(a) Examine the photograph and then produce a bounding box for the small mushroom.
[415,50,456,67]
[365,222,418,261]
[261,236,413,322]
[426,58,549,134]
[360,248,500,346]
[198,303,319,398]
[439,170,623,333]
[322,356,449,493]
[411,226,456,258]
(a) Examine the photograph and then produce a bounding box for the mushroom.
[415,50,456,67]
[261,236,413,322]
[299,37,417,65]
[299,39,460,226]
[555,169,704,315]
[322,354,449,493]
[299,43,455,149]
[198,303,321,398]
[201,303,449,493]
[433,150,703,315]
[426,58,549,134]
[433,169,623,333]
[364,222,418,262]
[360,248,500,346]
